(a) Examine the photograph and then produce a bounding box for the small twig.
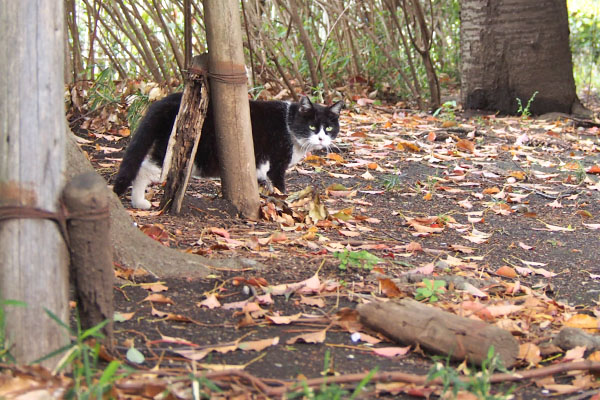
[315,3,353,81]
[266,360,600,396]
[565,388,600,400]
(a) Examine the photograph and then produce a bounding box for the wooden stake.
[160,54,210,214]
[63,172,113,345]
[204,0,260,220]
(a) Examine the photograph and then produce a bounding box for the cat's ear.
[329,100,344,116]
[299,96,313,113]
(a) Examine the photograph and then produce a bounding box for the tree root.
[66,131,263,278]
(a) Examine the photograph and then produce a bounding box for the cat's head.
[290,96,344,152]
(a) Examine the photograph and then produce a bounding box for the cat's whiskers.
[328,143,340,154]
[301,141,312,154]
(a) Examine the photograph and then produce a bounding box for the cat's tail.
[113,93,182,195]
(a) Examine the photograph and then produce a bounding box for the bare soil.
[72,100,600,399]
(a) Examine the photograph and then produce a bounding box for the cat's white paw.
[132,197,152,210]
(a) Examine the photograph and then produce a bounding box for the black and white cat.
[113,93,343,209]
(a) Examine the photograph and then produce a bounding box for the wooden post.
[357,299,519,367]
[0,1,70,366]
[204,0,260,220]
[160,54,210,214]
[63,173,113,344]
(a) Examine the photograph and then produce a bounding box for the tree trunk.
[204,0,260,220]
[460,0,587,115]
[0,0,69,367]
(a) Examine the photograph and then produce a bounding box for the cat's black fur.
[113,93,343,208]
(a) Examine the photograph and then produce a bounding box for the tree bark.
[160,54,210,214]
[460,0,588,116]
[63,173,114,345]
[204,0,260,220]
[0,0,69,367]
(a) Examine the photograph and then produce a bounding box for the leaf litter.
[18,94,600,398]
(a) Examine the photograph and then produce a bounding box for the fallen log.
[357,299,519,367]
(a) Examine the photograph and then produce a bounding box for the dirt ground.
[69,94,600,399]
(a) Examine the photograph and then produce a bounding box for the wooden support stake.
[204,0,260,220]
[63,172,114,344]
[357,299,519,367]
[160,54,210,214]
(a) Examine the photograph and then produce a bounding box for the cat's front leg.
[131,160,162,209]
[267,169,286,194]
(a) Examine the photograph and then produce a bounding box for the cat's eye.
[309,125,317,131]
[325,126,333,132]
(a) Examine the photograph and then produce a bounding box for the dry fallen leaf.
[496,266,517,278]
[266,313,302,325]
[563,345,586,361]
[143,293,174,304]
[519,342,542,365]
[456,139,475,153]
[151,307,192,322]
[300,295,326,307]
[586,165,600,174]
[238,337,280,352]
[372,346,411,358]
[564,314,600,332]
[198,294,221,309]
[379,278,403,298]
[286,329,327,344]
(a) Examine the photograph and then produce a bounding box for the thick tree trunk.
[0,1,69,367]
[204,0,260,220]
[460,0,587,115]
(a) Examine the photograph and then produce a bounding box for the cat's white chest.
[290,144,306,166]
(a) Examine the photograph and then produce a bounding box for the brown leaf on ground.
[198,294,221,309]
[300,295,326,307]
[286,329,327,344]
[238,337,280,352]
[266,313,303,325]
[379,278,403,298]
[372,346,411,358]
[143,293,174,304]
[456,139,475,153]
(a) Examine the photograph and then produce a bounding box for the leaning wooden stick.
[160,53,210,214]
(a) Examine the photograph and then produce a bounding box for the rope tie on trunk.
[0,204,109,248]
[187,66,247,85]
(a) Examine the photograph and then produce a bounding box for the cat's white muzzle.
[308,129,332,149]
